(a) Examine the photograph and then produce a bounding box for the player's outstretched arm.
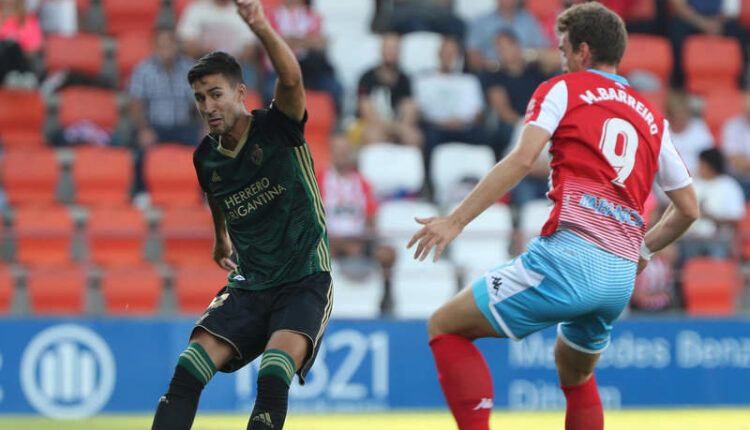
[207,194,238,271]
[236,0,305,121]
[408,124,550,262]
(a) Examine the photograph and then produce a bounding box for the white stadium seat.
[330,260,384,319]
[451,203,513,273]
[392,260,458,319]
[359,143,424,199]
[454,0,496,21]
[376,200,440,267]
[401,31,442,76]
[431,142,495,208]
[519,198,553,244]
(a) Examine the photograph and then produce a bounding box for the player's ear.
[236,82,247,103]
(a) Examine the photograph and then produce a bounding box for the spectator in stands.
[355,33,422,147]
[414,37,486,170]
[371,0,465,40]
[318,134,396,314]
[482,30,547,159]
[664,91,713,175]
[667,0,747,88]
[0,0,42,54]
[177,0,258,87]
[681,148,745,259]
[466,0,549,72]
[721,92,750,198]
[26,0,77,35]
[266,0,343,115]
[128,27,200,196]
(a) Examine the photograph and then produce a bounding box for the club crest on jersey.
[250,144,263,166]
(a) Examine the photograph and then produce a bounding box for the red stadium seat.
[681,258,741,315]
[172,264,227,314]
[305,90,335,137]
[45,34,105,76]
[244,90,264,111]
[58,86,119,132]
[740,0,750,28]
[72,146,133,207]
[0,89,46,150]
[116,32,154,87]
[14,206,75,265]
[623,0,656,20]
[26,264,87,314]
[0,265,15,313]
[619,34,672,87]
[100,264,162,314]
[526,0,562,22]
[684,35,742,94]
[160,206,213,265]
[86,206,147,267]
[2,148,59,207]
[703,90,746,144]
[102,0,160,37]
[305,129,330,173]
[144,144,204,207]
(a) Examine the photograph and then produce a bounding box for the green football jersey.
[193,104,330,290]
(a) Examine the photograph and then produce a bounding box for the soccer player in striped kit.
[151,1,331,429]
[408,3,699,429]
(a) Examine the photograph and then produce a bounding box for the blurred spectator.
[414,37,486,172]
[665,91,712,175]
[720,92,750,198]
[266,0,343,115]
[481,30,546,159]
[128,28,200,195]
[355,33,422,147]
[681,148,745,259]
[466,0,549,72]
[317,134,396,314]
[667,0,747,88]
[631,244,677,312]
[177,0,258,86]
[26,0,77,35]
[371,0,465,40]
[0,0,42,54]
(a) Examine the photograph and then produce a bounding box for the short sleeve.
[524,79,568,135]
[656,120,693,191]
[264,102,308,147]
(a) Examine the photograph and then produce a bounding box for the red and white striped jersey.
[523,70,691,262]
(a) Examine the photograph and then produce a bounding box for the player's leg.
[151,328,234,430]
[428,285,502,430]
[554,337,603,430]
[248,272,333,430]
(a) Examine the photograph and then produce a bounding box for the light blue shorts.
[472,230,636,353]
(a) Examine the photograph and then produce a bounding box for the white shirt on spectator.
[414,72,484,123]
[689,174,746,236]
[670,118,713,175]
[721,114,750,165]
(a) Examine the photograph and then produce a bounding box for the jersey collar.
[587,69,629,86]
[216,116,253,158]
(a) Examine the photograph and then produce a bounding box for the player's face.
[192,73,246,135]
[559,32,583,73]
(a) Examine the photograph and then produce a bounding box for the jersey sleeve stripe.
[293,146,332,271]
[313,278,334,346]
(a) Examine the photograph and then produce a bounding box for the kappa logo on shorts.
[490,275,503,293]
[207,292,230,310]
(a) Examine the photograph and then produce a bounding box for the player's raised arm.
[236,0,305,121]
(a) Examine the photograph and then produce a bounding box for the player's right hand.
[407,216,463,262]
[213,240,238,271]
[236,0,268,31]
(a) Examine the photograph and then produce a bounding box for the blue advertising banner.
[0,317,748,418]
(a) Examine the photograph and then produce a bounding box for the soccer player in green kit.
[150,1,331,429]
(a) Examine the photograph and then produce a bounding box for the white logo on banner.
[20,324,116,419]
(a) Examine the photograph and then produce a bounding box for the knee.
[427,308,448,341]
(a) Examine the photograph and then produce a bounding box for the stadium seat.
[376,200,440,267]
[327,32,380,92]
[401,32,442,77]
[72,146,133,207]
[115,32,154,87]
[330,260,384,319]
[101,0,160,37]
[305,129,331,173]
[14,206,75,265]
[26,264,87,314]
[305,90,336,137]
[454,0,497,21]
[392,261,457,318]
[86,206,147,267]
[171,263,227,314]
[451,204,512,273]
[0,264,15,313]
[619,34,673,88]
[316,0,373,38]
[624,0,656,20]
[100,264,162,314]
[359,143,424,199]
[740,0,750,28]
[704,90,746,144]
[159,206,213,265]
[0,89,46,150]
[2,148,59,207]
[58,86,119,133]
[244,90,264,111]
[518,199,552,244]
[683,35,742,94]
[45,34,105,76]
[144,144,203,207]
[681,257,741,315]
[431,143,495,208]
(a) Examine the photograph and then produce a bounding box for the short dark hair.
[699,148,726,175]
[557,2,627,66]
[187,51,243,86]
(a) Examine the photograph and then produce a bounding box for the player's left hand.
[236,0,268,30]
[407,216,463,262]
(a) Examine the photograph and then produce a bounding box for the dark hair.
[495,29,519,44]
[557,2,627,66]
[699,148,726,175]
[187,51,243,86]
